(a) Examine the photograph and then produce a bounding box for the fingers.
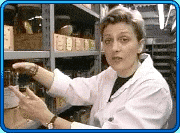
[8,86,25,100]
[12,62,26,69]
[9,85,39,101]
[26,87,39,100]
[12,62,34,70]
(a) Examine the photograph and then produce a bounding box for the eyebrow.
[103,31,130,37]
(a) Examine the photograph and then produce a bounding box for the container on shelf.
[4,86,19,109]
[66,36,73,51]
[89,39,96,51]
[55,15,72,35]
[14,33,43,51]
[4,69,19,109]
[75,37,84,51]
[54,33,67,51]
[84,39,90,51]
[4,25,14,51]
[4,4,16,26]
[14,4,43,51]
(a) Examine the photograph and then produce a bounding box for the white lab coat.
[48,53,172,129]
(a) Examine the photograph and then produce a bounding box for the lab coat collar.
[110,53,154,100]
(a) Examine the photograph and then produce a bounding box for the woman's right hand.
[12,62,54,90]
[12,62,38,77]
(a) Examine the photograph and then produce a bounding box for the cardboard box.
[4,25,14,51]
[66,36,76,51]
[89,39,96,51]
[54,34,66,51]
[84,39,89,51]
[14,33,43,51]
[75,37,84,51]
[53,33,58,51]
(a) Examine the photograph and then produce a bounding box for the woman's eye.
[120,37,129,43]
[104,39,112,45]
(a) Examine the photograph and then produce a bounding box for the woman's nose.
[112,40,121,52]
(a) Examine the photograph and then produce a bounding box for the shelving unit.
[4,3,101,129]
[142,4,177,99]
[3,3,177,129]
[4,51,50,59]
[169,32,176,99]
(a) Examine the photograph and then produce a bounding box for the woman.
[9,5,172,129]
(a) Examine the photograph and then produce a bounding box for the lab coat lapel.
[110,78,134,100]
[110,53,153,100]
[99,67,117,109]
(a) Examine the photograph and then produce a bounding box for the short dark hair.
[100,5,146,42]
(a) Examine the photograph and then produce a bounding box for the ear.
[138,39,145,54]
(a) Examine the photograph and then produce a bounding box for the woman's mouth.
[112,57,123,61]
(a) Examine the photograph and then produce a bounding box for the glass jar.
[18,73,31,92]
[4,69,19,109]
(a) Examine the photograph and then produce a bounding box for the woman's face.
[103,22,142,77]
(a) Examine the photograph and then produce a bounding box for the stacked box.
[14,33,43,51]
[75,37,84,51]
[4,25,14,51]
[84,39,89,51]
[53,34,58,51]
[89,39,96,51]
[54,33,66,51]
[66,36,76,51]
[54,34,96,52]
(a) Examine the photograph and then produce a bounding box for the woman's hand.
[8,85,54,126]
[12,62,54,90]
[12,62,38,77]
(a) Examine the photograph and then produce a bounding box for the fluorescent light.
[171,20,176,31]
[157,4,164,29]
[165,5,175,27]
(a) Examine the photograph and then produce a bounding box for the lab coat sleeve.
[70,79,172,129]
[71,122,100,129]
[47,68,101,105]
[102,80,173,129]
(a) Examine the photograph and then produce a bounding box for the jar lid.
[18,74,31,85]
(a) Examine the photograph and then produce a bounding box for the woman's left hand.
[8,86,54,124]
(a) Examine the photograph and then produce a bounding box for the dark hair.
[100,5,146,42]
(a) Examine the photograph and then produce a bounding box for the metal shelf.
[171,56,176,62]
[158,70,171,73]
[4,51,50,60]
[170,48,176,53]
[154,63,170,67]
[171,71,176,83]
[54,51,100,58]
[73,4,99,19]
[153,56,171,59]
[153,49,168,52]
[54,4,99,24]
[154,42,172,45]
[171,63,176,72]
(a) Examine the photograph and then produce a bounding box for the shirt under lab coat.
[48,53,173,129]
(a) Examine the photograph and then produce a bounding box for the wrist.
[46,115,58,129]
[28,63,39,77]
[40,112,54,127]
